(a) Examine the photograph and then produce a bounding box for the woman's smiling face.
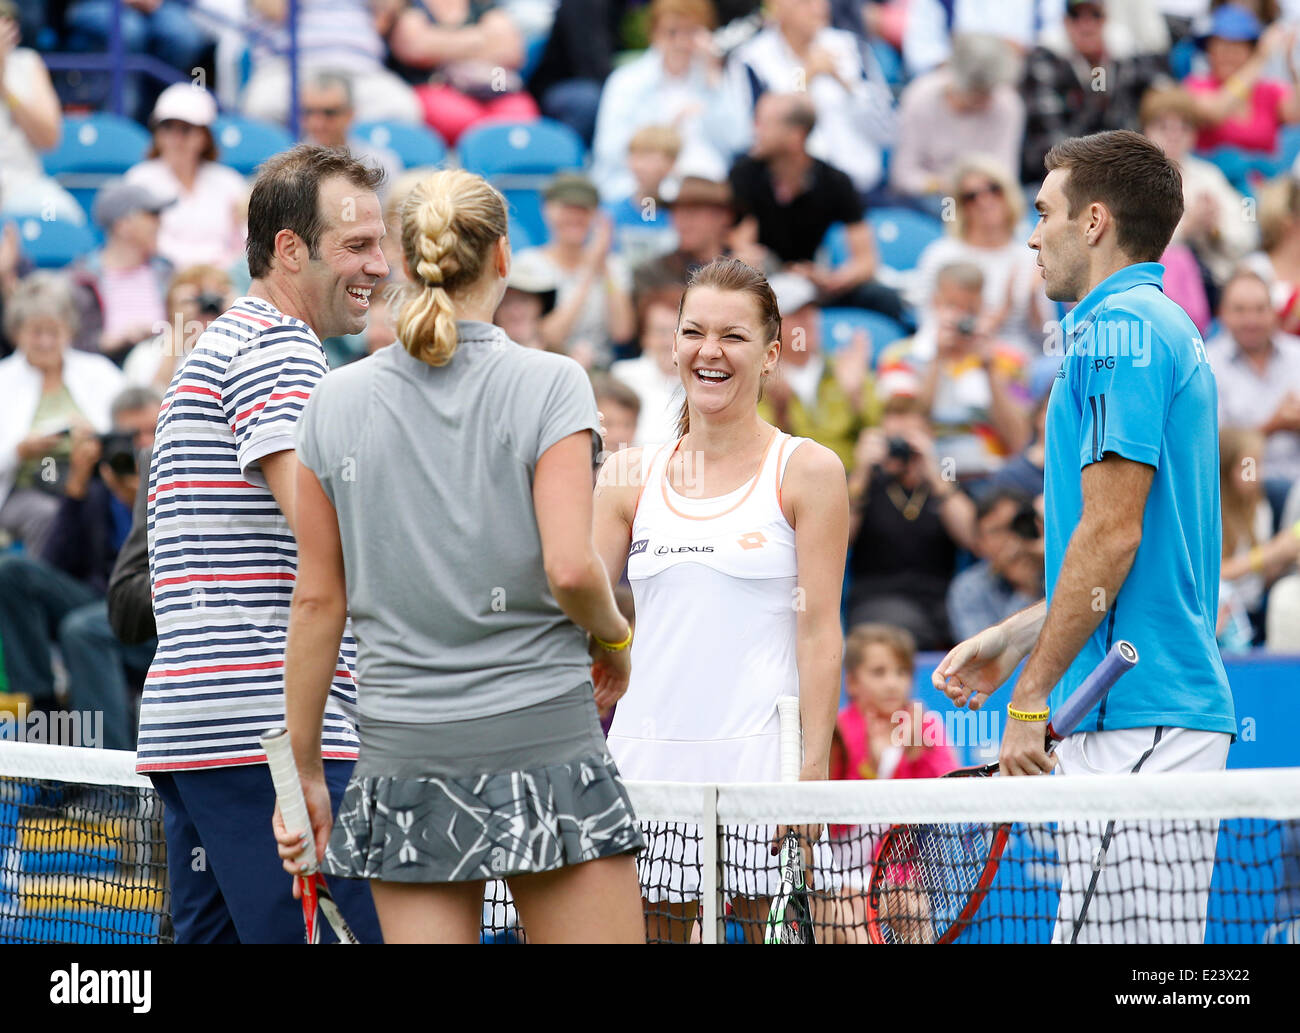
[674,285,780,420]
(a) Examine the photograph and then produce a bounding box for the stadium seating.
[821,307,907,360]
[457,118,586,177]
[820,222,851,268]
[5,215,99,269]
[867,206,946,272]
[353,121,449,170]
[457,119,588,248]
[41,113,151,219]
[211,115,294,176]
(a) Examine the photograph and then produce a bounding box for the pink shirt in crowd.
[832,702,957,782]
[1185,75,1289,153]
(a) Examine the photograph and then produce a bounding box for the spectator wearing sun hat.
[125,83,248,270]
[1184,3,1300,155]
[68,181,174,361]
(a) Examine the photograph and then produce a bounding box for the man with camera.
[946,488,1045,642]
[886,261,1032,484]
[844,394,977,649]
[0,386,161,749]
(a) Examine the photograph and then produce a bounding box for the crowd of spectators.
[3,0,1300,763]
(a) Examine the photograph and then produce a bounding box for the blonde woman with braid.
[273,169,645,944]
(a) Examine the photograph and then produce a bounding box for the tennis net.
[3,741,1298,944]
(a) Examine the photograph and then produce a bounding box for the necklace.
[886,481,929,520]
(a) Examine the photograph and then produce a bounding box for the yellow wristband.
[1007,705,1050,723]
[593,624,633,652]
[1291,520,1300,543]
[1248,545,1265,574]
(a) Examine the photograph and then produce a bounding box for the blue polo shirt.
[1043,262,1234,735]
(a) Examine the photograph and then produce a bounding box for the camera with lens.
[98,431,139,478]
[196,291,225,317]
[1010,501,1041,540]
[886,436,916,463]
[954,316,977,337]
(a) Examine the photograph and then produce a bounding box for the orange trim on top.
[773,433,791,510]
[659,429,779,521]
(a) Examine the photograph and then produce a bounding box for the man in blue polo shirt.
[933,130,1233,943]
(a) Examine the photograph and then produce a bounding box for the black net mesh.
[2,750,1297,945]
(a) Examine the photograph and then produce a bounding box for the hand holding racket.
[865,641,1138,945]
[765,696,815,945]
[263,728,358,944]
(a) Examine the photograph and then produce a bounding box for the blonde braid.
[396,170,509,367]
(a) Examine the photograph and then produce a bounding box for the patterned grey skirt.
[323,685,644,883]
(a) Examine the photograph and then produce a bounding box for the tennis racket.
[864,640,1139,945]
[764,695,815,944]
[262,727,359,944]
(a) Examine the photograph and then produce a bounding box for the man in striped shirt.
[141,146,387,942]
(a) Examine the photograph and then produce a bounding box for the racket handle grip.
[261,727,319,874]
[776,695,802,784]
[1047,640,1139,744]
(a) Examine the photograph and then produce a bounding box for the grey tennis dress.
[294,320,643,882]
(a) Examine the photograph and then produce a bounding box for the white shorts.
[1051,725,1232,944]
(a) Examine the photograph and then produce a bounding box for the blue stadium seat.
[211,116,294,176]
[506,213,534,252]
[42,113,151,177]
[41,114,152,219]
[353,121,448,170]
[6,216,98,269]
[458,119,586,250]
[821,307,907,360]
[821,222,850,267]
[867,206,946,272]
[457,118,586,176]
[1280,124,1300,172]
[504,190,548,248]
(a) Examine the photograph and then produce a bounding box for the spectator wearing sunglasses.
[124,83,248,270]
[910,157,1046,356]
[890,33,1025,210]
[299,71,403,195]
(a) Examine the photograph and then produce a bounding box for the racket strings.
[875,822,999,943]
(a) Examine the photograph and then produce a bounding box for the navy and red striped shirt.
[138,296,360,772]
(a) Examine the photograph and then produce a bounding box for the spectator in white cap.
[125,82,248,270]
[70,180,174,361]
[494,258,559,352]
[759,270,880,469]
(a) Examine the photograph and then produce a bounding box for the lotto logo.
[738,531,767,550]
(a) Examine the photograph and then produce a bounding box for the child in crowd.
[603,126,681,269]
[822,623,957,941]
[590,372,641,456]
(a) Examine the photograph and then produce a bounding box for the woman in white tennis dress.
[595,258,850,942]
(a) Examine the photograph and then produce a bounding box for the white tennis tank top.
[607,430,807,780]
